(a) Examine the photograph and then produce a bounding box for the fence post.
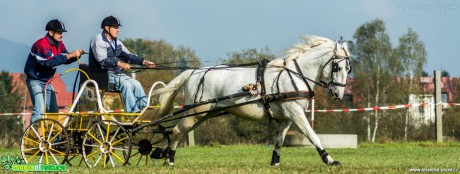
[188,131,195,147]
[434,70,443,142]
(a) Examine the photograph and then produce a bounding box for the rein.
[130,61,260,71]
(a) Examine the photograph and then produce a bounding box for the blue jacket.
[89,32,144,74]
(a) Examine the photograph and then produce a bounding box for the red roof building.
[10,73,75,129]
[420,77,459,102]
[342,77,459,103]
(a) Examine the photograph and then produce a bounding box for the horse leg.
[271,120,292,166]
[166,110,221,166]
[284,104,341,166]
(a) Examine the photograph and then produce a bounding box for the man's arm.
[33,44,68,67]
[62,43,82,64]
[119,41,144,65]
[91,37,119,69]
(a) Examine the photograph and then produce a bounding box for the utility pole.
[434,70,443,142]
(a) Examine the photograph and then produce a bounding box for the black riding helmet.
[45,19,67,32]
[101,15,122,29]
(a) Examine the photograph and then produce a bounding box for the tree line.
[1,18,459,147]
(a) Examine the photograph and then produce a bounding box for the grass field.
[1,142,460,173]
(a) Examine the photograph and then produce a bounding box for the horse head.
[320,41,352,100]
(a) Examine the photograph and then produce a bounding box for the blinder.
[332,62,339,73]
[332,57,352,74]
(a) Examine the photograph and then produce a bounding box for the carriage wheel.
[129,124,171,166]
[21,118,70,165]
[82,120,131,168]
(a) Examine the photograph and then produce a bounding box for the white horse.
[153,35,351,166]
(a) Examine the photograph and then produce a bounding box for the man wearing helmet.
[89,15,155,113]
[24,19,84,123]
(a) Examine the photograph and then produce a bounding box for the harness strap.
[184,91,250,110]
[262,91,313,103]
[193,68,213,103]
[256,59,275,121]
[293,59,315,97]
[275,69,284,95]
[285,59,299,93]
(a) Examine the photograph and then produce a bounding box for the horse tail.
[153,70,194,118]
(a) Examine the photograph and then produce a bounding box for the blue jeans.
[108,72,147,113]
[26,78,58,124]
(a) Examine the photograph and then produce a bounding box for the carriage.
[20,35,351,168]
[20,63,176,167]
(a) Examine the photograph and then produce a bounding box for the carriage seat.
[79,64,118,92]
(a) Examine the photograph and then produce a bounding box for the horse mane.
[268,35,333,68]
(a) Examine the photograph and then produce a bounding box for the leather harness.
[256,59,315,121]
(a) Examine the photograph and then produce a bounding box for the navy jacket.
[24,34,76,81]
[89,32,144,74]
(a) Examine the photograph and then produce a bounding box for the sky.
[0,0,459,86]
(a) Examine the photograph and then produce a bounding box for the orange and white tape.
[306,102,459,113]
[1,103,459,116]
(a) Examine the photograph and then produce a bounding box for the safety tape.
[0,113,31,116]
[306,102,460,113]
[1,103,459,116]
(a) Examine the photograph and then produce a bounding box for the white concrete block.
[284,132,357,148]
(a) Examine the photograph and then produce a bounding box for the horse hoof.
[162,162,174,166]
[270,163,280,167]
[329,161,341,166]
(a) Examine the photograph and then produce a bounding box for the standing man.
[89,15,155,113]
[24,19,84,123]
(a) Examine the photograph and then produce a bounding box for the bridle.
[265,41,352,100]
[319,43,352,98]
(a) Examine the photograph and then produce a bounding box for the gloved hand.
[143,60,156,68]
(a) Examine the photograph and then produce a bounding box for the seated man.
[89,15,155,113]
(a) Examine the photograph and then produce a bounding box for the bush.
[0,117,23,148]
[0,71,23,148]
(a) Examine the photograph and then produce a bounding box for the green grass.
[1,142,460,173]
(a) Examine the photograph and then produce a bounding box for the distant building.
[342,77,458,126]
[409,77,458,125]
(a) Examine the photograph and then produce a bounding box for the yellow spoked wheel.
[21,118,70,165]
[82,120,131,168]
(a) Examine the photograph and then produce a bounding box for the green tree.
[352,19,394,142]
[396,27,427,141]
[122,38,201,80]
[0,71,23,147]
[122,38,201,106]
[443,79,460,140]
[441,70,450,77]
[220,47,275,64]
[422,71,429,77]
